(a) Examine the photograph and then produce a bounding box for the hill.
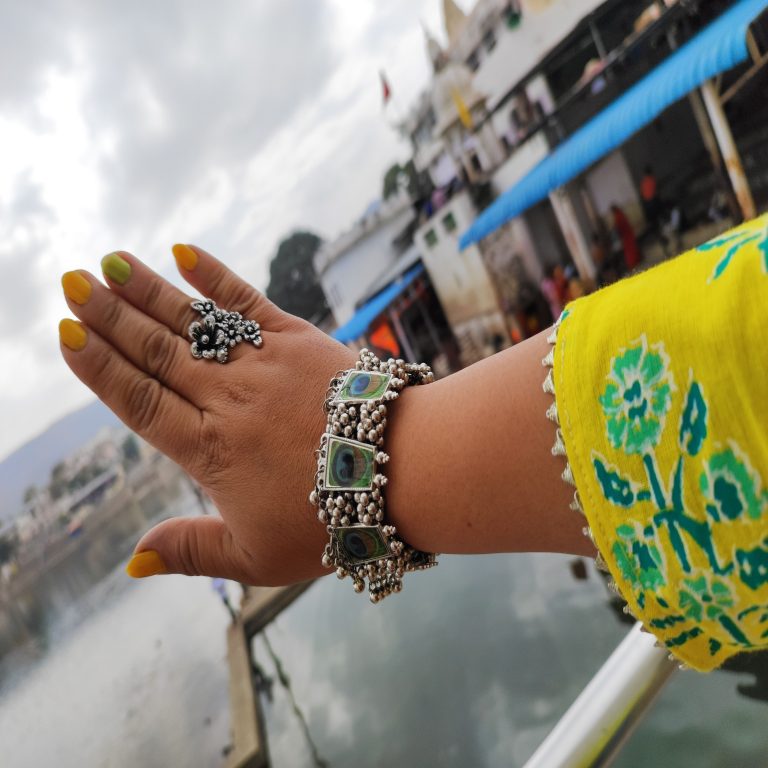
[0,400,121,522]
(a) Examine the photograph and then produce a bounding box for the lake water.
[1,493,767,767]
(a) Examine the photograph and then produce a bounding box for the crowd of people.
[538,165,704,322]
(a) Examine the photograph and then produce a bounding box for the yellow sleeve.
[547,214,768,672]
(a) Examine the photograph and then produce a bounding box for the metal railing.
[523,623,677,768]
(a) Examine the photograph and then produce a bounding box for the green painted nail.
[101,252,132,285]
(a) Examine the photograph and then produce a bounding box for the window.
[424,228,438,248]
[442,212,457,234]
[482,29,496,53]
[505,1,522,28]
[466,50,479,72]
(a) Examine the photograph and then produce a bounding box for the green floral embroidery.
[612,522,666,602]
[649,614,685,630]
[679,574,734,622]
[598,336,674,455]
[678,573,750,646]
[697,223,768,281]
[737,603,768,642]
[678,378,707,457]
[593,337,768,654]
[700,444,768,522]
[593,455,638,507]
[736,539,768,592]
[760,234,768,275]
[665,627,703,648]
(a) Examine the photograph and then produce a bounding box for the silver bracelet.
[308,349,438,602]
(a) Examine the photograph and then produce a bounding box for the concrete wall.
[414,191,507,364]
[584,150,644,231]
[473,0,605,105]
[493,132,549,193]
[523,199,570,269]
[318,204,415,327]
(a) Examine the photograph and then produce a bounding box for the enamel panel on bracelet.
[333,525,390,565]
[324,436,375,490]
[334,371,391,403]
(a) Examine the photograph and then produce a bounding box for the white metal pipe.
[548,188,597,282]
[523,623,677,768]
[700,79,757,221]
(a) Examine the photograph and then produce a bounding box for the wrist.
[383,383,439,553]
[384,332,595,559]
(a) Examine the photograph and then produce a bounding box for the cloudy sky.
[0,0,454,461]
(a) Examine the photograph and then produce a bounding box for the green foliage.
[121,434,140,466]
[49,461,69,501]
[49,460,106,500]
[382,160,432,202]
[67,464,105,493]
[265,231,328,322]
[382,163,404,200]
[0,533,18,566]
[23,485,37,504]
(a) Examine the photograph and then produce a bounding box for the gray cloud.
[0,0,72,118]
[0,171,55,327]
[76,0,338,241]
[4,170,55,228]
[0,0,441,459]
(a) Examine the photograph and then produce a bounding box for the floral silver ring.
[188,298,263,364]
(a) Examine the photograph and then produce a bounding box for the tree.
[122,434,141,467]
[265,232,328,322]
[49,461,69,501]
[0,533,18,566]
[382,160,433,204]
[23,485,37,504]
[382,163,405,200]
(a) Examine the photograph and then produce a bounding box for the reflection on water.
[2,483,768,767]
[0,488,232,768]
[255,554,768,768]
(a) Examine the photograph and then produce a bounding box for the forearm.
[386,328,595,559]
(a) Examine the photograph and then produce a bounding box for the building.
[316,0,768,369]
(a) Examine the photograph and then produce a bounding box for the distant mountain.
[0,400,121,522]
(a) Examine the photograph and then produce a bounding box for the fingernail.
[61,271,92,305]
[126,550,168,578]
[101,252,132,285]
[59,319,88,351]
[172,243,198,271]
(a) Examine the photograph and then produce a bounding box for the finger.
[126,516,257,582]
[172,243,285,329]
[100,251,195,337]
[62,269,203,405]
[59,318,203,465]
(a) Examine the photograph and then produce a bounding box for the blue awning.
[460,0,767,249]
[332,263,425,343]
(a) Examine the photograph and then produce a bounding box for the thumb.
[125,516,256,582]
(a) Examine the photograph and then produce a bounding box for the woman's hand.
[60,245,356,584]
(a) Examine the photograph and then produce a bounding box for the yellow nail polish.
[172,243,198,271]
[126,550,168,578]
[61,271,92,305]
[59,319,88,351]
[101,252,132,285]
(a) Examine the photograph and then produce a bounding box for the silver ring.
[188,298,262,364]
